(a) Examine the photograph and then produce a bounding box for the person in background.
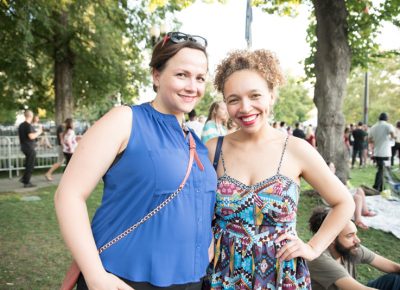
[45,121,65,181]
[206,49,354,289]
[352,121,368,169]
[362,124,370,166]
[32,114,52,149]
[201,100,228,143]
[349,123,355,160]
[306,124,316,148]
[186,109,204,138]
[287,125,292,135]
[369,112,395,192]
[18,110,43,188]
[279,121,287,133]
[198,114,207,125]
[344,126,351,159]
[293,122,306,139]
[62,118,78,167]
[307,206,400,290]
[55,31,216,290]
[391,120,400,167]
[327,161,375,230]
[31,115,41,132]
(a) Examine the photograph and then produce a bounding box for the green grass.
[0,165,398,288]
[0,184,103,289]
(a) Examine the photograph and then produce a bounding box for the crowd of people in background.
[18,107,400,190]
[17,112,80,187]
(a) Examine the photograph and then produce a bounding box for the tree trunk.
[312,0,351,182]
[54,10,74,126]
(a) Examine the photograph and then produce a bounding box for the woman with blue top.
[55,32,216,290]
[201,101,228,144]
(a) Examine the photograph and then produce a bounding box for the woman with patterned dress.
[205,49,355,290]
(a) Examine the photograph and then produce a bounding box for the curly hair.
[213,49,284,96]
[308,206,330,234]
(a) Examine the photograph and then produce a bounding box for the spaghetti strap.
[220,150,227,175]
[213,136,227,174]
[213,136,224,171]
[276,135,289,175]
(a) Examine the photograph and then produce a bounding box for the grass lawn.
[0,166,399,289]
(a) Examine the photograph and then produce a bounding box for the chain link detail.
[98,183,184,253]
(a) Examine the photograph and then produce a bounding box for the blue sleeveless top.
[91,103,217,286]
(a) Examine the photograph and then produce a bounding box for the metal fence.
[0,135,62,178]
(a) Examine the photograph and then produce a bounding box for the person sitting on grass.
[327,161,376,230]
[307,206,400,290]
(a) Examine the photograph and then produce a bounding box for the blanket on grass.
[364,195,400,239]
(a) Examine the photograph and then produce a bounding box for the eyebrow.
[226,89,261,98]
[175,68,206,76]
[343,231,356,237]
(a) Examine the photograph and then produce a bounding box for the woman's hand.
[86,272,134,290]
[275,233,320,262]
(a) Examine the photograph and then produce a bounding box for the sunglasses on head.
[161,32,208,48]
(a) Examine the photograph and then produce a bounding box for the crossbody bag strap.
[98,132,199,254]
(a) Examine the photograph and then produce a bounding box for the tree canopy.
[344,55,400,125]
[274,75,314,124]
[0,0,186,123]
[254,0,400,77]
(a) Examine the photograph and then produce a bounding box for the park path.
[0,173,62,194]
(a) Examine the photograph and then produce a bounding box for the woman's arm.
[54,106,133,290]
[300,139,355,257]
[276,138,355,262]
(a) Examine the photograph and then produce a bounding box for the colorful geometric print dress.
[208,136,311,290]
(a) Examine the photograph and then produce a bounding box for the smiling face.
[223,69,274,133]
[152,47,207,119]
[334,221,361,258]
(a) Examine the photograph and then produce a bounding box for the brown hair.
[64,118,73,131]
[308,206,330,234]
[206,100,224,123]
[214,49,284,96]
[149,34,208,92]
